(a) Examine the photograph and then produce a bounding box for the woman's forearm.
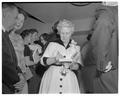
[46,57,56,65]
[27,60,34,66]
[25,56,35,66]
[70,63,79,70]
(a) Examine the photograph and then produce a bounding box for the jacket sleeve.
[2,37,20,86]
[93,18,112,71]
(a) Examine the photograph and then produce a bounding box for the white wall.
[72,17,93,31]
[19,17,54,37]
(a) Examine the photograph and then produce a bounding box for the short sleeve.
[40,42,57,65]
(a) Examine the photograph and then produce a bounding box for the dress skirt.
[39,66,80,94]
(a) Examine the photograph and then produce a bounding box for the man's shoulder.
[97,16,111,26]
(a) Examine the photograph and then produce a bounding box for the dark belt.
[49,64,63,67]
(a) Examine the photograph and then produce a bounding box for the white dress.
[39,40,82,94]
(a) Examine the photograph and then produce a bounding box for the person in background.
[21,29,41,93]
[81,34,92,55]
[30,29,39,44]
[9,13,26,74]
[39,19,83,93]
[80,34,96,93]
[28,29,42,94]
[91,5,118,93]
[49,20,60,42]
[35,33,50,78]
[28,29,42,63]
[39,33,50,54]
[9,13,28,93]
[2,3,25,94]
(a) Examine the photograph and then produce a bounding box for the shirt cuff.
[43,57,48,66]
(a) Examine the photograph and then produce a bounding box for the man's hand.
[104,61,112,72]
[14,73,26,92]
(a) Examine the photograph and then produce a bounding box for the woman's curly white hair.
[57,19,75,33]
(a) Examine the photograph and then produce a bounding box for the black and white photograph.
[1,1,118,94]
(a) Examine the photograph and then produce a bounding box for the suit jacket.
[2,31,21,93]
[109,25,118,70]
[81,41,96,66]
[91,14,118,72]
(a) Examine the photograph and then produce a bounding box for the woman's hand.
[46,52,64,65]
[69,63,79,70]
[14,73,26,92]
[63,63,71,69]
[55,52,64,64]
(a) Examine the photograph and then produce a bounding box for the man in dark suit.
[91,5,118,93]
[2,3,25,94]
[80,34,96,93]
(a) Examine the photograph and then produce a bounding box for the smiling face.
[3,7,19,31]
[14,13,25,30]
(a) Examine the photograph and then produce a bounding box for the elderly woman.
[39,19,83,93]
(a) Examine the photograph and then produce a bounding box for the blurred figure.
[49,20,60,42]
[81,34,92,62]
[9,13,26,73]
[30,29,39,43]
[39,33,50,54]
[28,29,41,63]
[35,33,50,77]
[80,34,96,93]
[91,5,118,93]
[9,13,28,93]
[28,29,42,94]
[21,29,41,94]
[2,3,25,94]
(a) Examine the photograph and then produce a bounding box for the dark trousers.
[76,69,85,93]
[2,83,14,94]
[27,66,41,94]
[81,65,96,93]
[93,69,118,93]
